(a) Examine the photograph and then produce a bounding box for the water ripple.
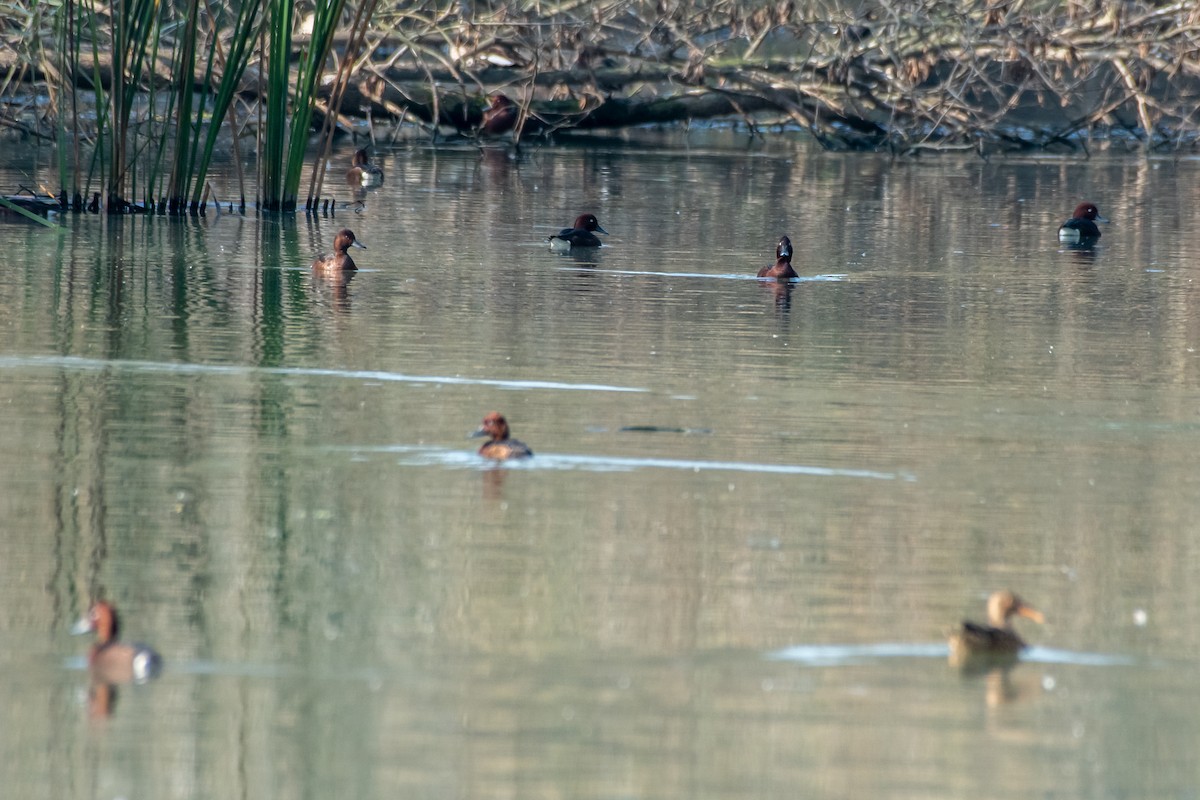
[558,267,847,282]
[0,355,648,394]
[1022,646,1139,667]
[356,444,907,480]
[767,643,949,665]
[65,656,388,684]
[767,643,1138,668]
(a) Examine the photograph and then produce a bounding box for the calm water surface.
[2,133,1200,799]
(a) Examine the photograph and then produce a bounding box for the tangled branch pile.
[345,0,1200,152]
[1,0,1198,156]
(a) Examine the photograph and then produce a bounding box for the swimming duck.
[345,148,384,186]
[1057,202,1108,244]
[757,235,798,279]
[548,213,607,250]
[471,412,533,460]
[311,228,366,273]
[949,590,1044,667]
[72,600,163,685]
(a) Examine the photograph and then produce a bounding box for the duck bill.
[70,615,94,635]
[1096,215,1110,224]
[595,226,608,235]
[352,240,367,249]
[469,427,488,439]
[1017,605,1045,625]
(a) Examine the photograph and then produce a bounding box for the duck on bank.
[480,94,518,136]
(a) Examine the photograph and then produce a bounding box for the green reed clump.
[104,0,162,210]
[167,0,263,212]
[260,0,348,212]
[23,0,352,213]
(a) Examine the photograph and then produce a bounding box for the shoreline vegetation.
[1,0,1198,215]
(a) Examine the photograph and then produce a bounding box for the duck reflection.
[976,663,1044,707]
[1065,243,1098,263]
[312,268,356,311]
[480,466,508,501]
[763,279,795,313]
[85,680,119,720]
[478,146,521,186]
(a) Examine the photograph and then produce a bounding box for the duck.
[949,590,1044,667]
[757,235,798,280]
[548,213,607,250]
[471,412,533,460]
[345,148,384,186]
[72,600,163,685]
[311,228,366,273]
[480,94,518,136]
[1057,202,1108,244]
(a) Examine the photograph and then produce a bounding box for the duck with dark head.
[1057,202,1108,245]
[548,213,608,250]
[757,235,797,280]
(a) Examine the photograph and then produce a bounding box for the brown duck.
[949,590,1044,667]
[311,229,367,273]
[471,412,533,460]
[72,600,163,685]
[346,148,384,186]
[757,235,797,280]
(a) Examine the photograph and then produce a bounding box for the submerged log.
[0,193,59,215]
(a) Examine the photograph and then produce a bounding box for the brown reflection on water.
[479,465,510,502]
[977,664,1043,709]
[311,268,355,312]
[85,679,118,720]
